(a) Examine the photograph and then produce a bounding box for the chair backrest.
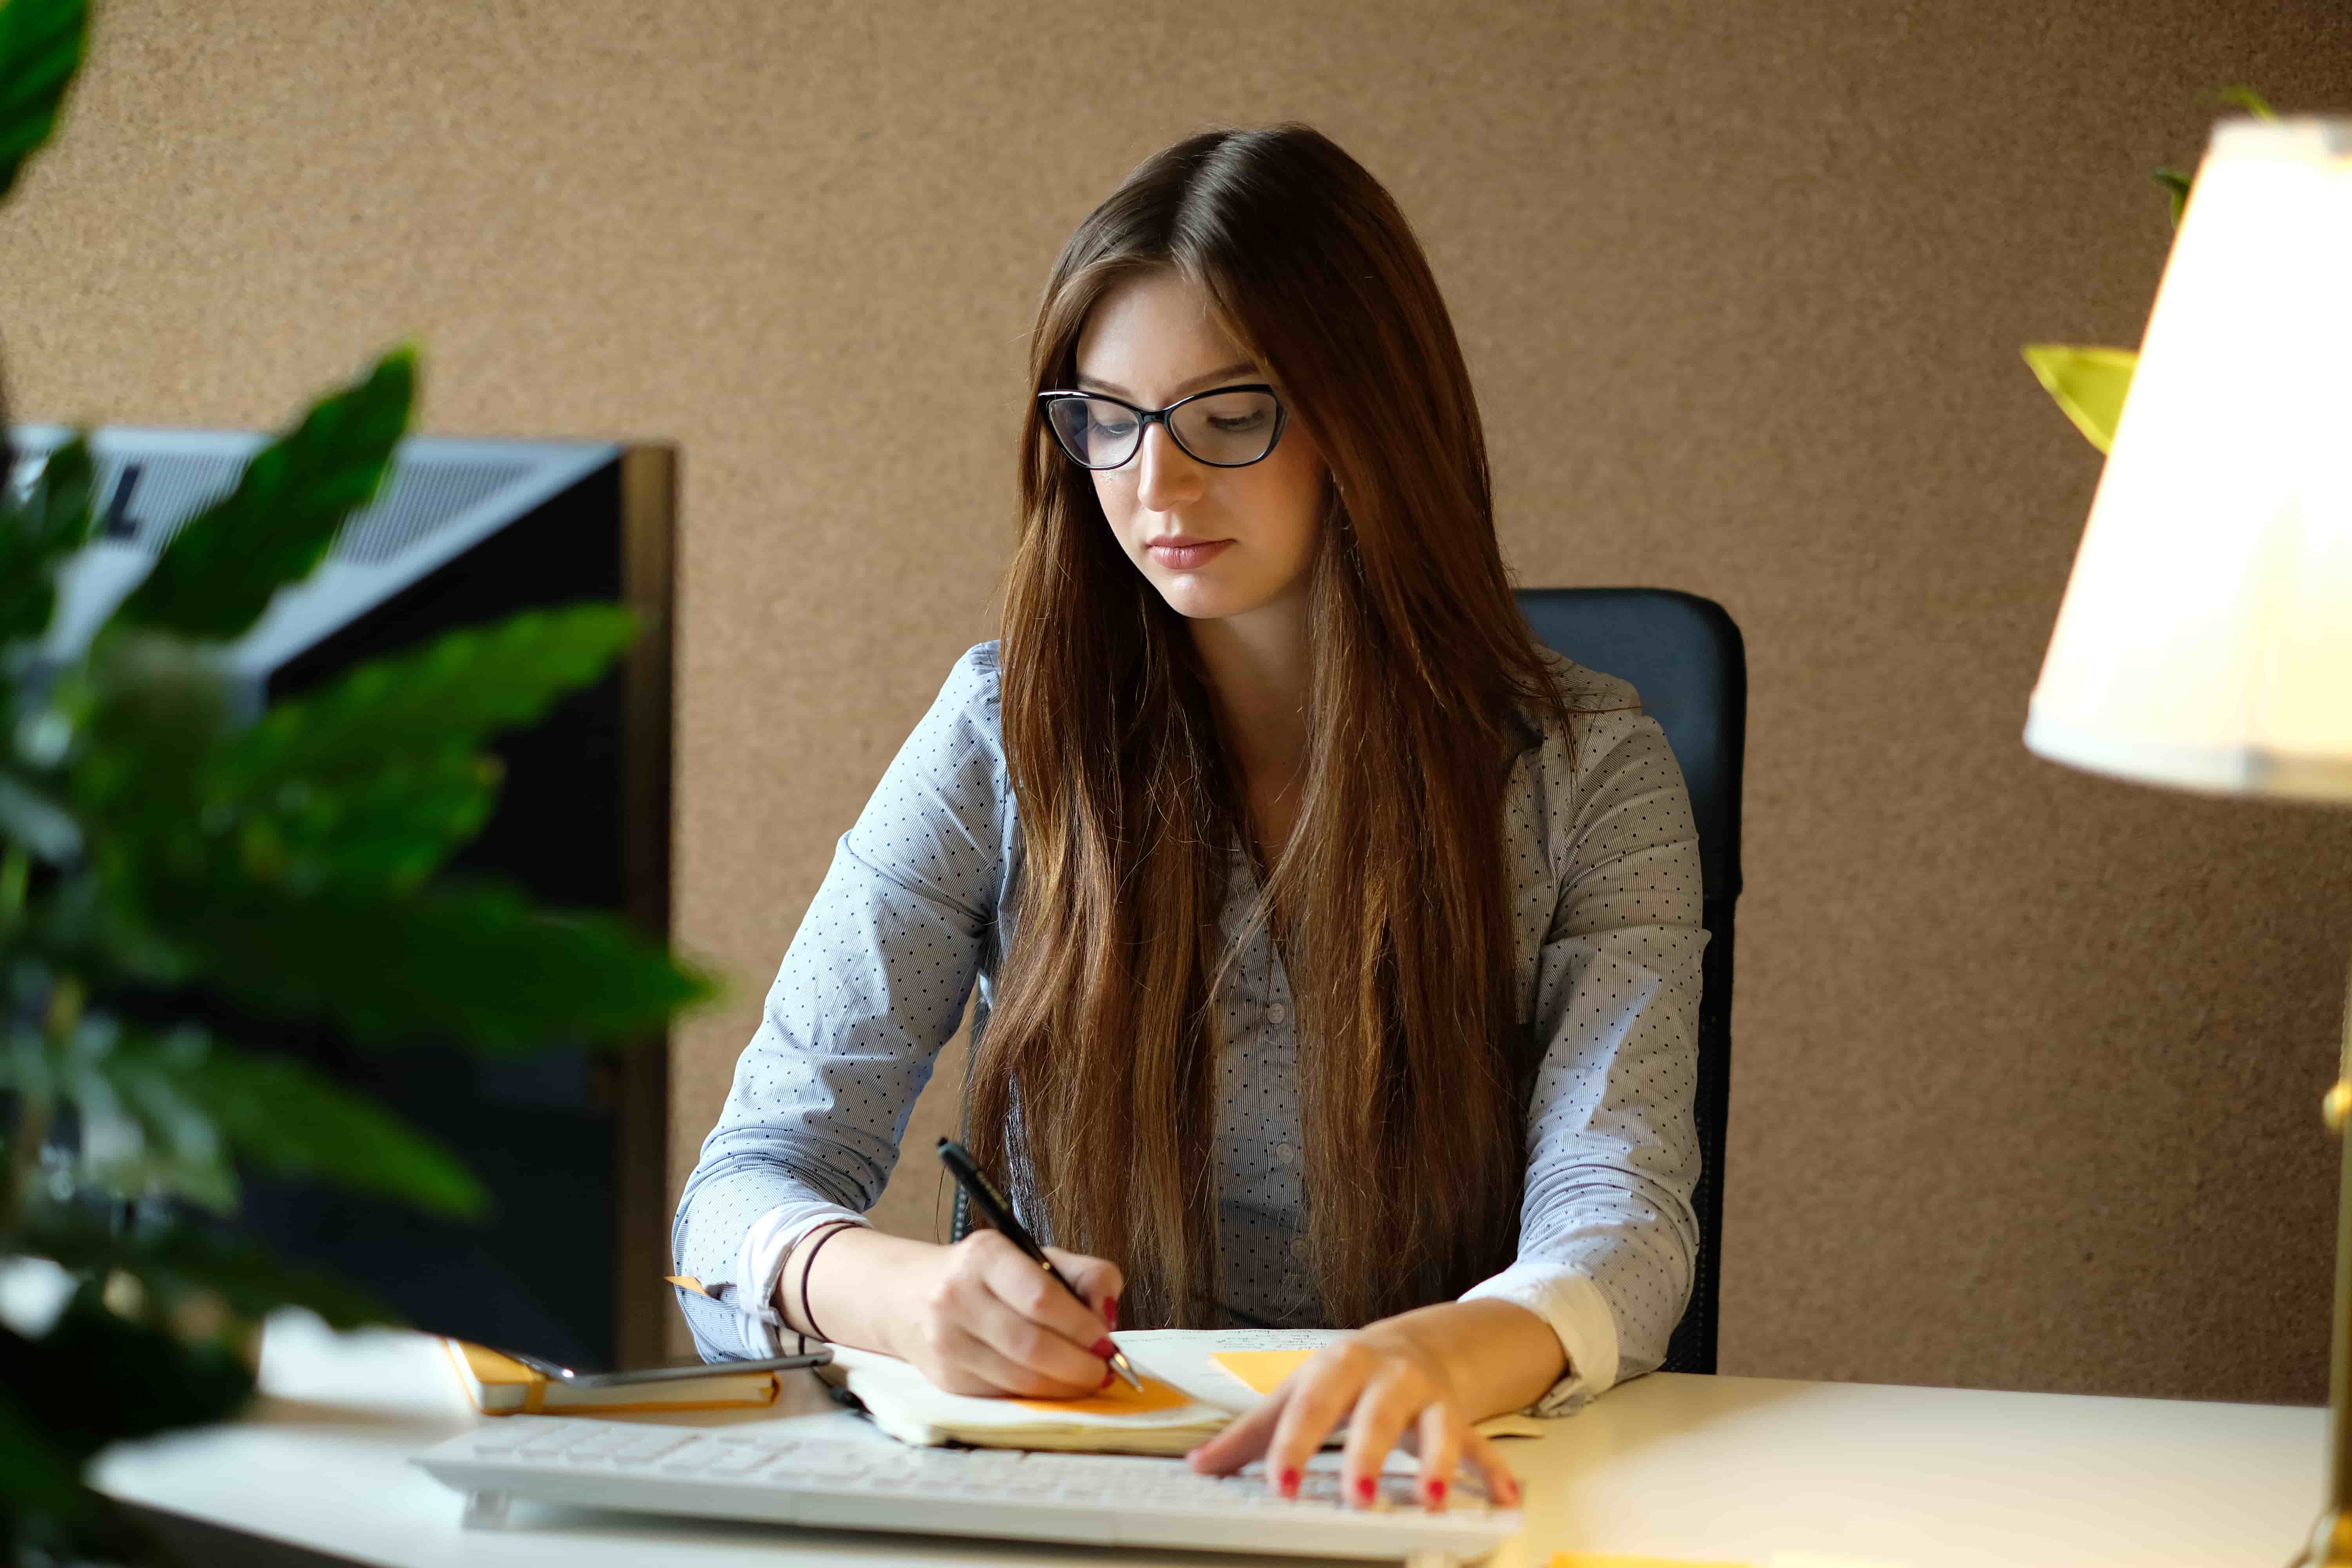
[1515,587,1746,1375]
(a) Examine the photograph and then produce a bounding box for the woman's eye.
[1207,412,1266,432]
[1091,417,1137,437]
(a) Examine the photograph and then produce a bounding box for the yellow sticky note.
[1550,1556,1750,1568]
[1211,1348,1314,1393]
[1010,1372,1195,1418]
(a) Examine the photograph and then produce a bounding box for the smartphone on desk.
[497,1345,832,1389]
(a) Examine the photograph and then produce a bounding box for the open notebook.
[820,1327,1545,1454]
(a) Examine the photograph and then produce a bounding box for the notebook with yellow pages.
[821,1327,1545,1454]
[440,1338,783,1417]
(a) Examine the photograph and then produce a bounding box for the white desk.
[91,1312,2328,1568]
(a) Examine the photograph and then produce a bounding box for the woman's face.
[1070,269,1327,626]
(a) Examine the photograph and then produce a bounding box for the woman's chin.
[1149,576,1248,620]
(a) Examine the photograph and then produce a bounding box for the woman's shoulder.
[879,639,1009,790]
[1511,644,1648,774]
[944,638,1003,708]
[899,640,1005,758]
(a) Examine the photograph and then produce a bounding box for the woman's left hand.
[1182,1301,1536,1513]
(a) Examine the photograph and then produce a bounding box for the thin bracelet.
[795,1220,863,1344]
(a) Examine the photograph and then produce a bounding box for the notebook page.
[822,1344,1230,1445]
[1113,1328,1347,1412]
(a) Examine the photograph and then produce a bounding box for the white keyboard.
[414,1415,1522,1564]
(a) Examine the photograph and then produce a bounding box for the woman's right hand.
[890,1229,1124,1398]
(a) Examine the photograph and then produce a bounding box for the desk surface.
[91,1312,2328,1568]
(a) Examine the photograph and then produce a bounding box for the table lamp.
[2022,114,2352,1564]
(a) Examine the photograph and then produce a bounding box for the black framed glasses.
[1038,383,1288,470]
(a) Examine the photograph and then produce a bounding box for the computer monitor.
[4,425,678,1370]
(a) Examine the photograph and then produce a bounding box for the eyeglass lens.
[1046,390,1280,468]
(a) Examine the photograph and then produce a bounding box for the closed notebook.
[440,1338,782,1417]
[822,1328,1544,1454]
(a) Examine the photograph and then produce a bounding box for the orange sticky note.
[1211,1348,1314,1394]
[1011,1373,1195,1418]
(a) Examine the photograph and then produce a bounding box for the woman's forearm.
[777,1224,936,1358]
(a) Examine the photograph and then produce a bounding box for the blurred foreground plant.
[0,1,719,1559]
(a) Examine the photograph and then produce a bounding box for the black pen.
[935,1136,1143,1392]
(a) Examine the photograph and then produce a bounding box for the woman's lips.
[1147,539,1231,569]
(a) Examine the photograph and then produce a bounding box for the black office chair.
[1515,587,1746,1376]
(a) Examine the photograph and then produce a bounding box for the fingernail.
[1354,1475,1376,1505]
[1092,1337,1116,1358]
[1099,1368,1115,1390]
[1426,1477,1447,1511]
[1501,1476,1521,1505]
[1278,1467,1300,1499]
[1105,1296,1119,1329]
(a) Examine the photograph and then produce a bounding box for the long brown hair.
[971,123,1597,1328]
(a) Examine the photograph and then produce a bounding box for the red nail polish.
[1278,1467,1300,1499]
[1427,1478,1448,1509]
[1092,1337,1116,1358]
[1099,1368,1114,1390]
[1354,1475,1376,1504]
[1104,1296,1119,1329]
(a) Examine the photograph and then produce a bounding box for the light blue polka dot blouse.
[674,639,1708,1417]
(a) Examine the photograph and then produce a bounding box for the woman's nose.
[1133,422,1203,512]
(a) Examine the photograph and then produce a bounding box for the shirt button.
[1274,1143,1296,1165]
[1289,1236,1309,1261]
[1265,1003,1289,1025]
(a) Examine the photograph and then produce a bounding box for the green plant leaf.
[0,766,82,862]
[125,1026,488,1217]
[0,0,87,203]
[2150,166,2192,229]
[2215,84,2276,120]
[18,862,203,988]
[67,606,634,907]
[0,1378,96,1520]
[2152,89,2278,228]
[103,346,415,642]
[2021,344,2138,454]
[216,602,641,787]
[21,1014,242,1212]
[233,742,503,897]
[0,430,96,643]
[65,628,239,822]
[0,1016,486,1218]
[14,1209,405,1332]
[154,877,719,1051]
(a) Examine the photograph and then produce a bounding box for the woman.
[674,122,1707,1514]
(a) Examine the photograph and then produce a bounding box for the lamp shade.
[2024,116,2352,804]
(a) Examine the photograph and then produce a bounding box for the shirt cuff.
[733,1200,868,1356]
[1459,1264,1621,1417]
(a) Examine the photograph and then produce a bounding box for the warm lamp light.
[2026,117,2352,801]
[2023,115,2352,1566]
